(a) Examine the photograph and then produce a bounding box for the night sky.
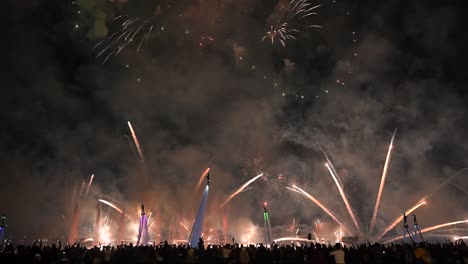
[1,0,468,241]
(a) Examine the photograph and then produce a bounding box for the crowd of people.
[1,238,468,264]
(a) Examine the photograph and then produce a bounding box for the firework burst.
[264,172,287,193]
[262,0,322,47]
[95,15,156,63]
[242,155,264,178]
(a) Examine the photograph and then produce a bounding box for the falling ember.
[289,185,351,234]
[85,174,95,198]
[325,163,362,236]
[79,180,86,199]
[370,129,397,232]
[196,168,211,191]
[383,219,468,244]
[128,121,144,163]
[374,198,426,241]
[179,222,190,232]
[219,173,264,208]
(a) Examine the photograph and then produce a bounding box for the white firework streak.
[95,16,155,63]
[128,121,144,163]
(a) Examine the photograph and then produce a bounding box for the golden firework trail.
[289,185,351,234]
[383,219,468,243]
[219,173,264,208]
[326,163,362,236]
[128,121,144,163]
[370,129,397,232]
[196,168,211,191]
[374,198,426,241]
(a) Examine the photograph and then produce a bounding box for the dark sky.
[1,0,468,241]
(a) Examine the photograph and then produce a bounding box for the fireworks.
[179,222,189,232]
[265,172,287,193]
[288,185,351,234]
[370,129,397,232]
[262,0,322,47]
[242,156,264,178]
[374,198,426,241]
[95,16,155,63]
[196,168,211,191]
[219,173,264,208]
[325,163,362,236]
[127,121,145,163]
[97,199,131,221]
[85,174,95,199]
[383,220,468,244]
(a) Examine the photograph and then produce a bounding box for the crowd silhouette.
[1,238,468,264]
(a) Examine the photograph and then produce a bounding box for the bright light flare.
[219,173,264,208]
